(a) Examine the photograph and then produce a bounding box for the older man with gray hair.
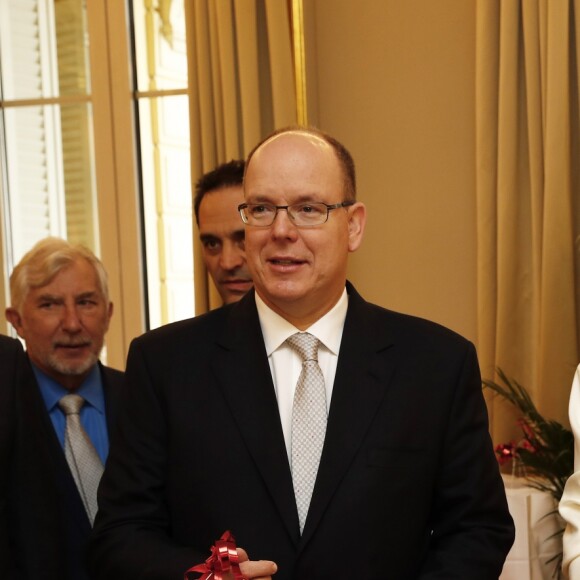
[4,237,123,580]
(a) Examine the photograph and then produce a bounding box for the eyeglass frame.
[238,200,355,227]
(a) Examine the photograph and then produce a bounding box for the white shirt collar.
[255,288,349,356]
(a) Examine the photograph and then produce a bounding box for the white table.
[500,475,564,579]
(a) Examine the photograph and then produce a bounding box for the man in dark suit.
[4,237,123,580]
[89,127,514,579]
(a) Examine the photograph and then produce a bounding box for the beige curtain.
[185,0,297,313]
[476,0,580,444]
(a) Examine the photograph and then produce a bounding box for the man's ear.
[5,307,24,338]
[105,302,114,331]
[347,202,366,253]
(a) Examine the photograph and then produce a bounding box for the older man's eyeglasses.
[238,201,354,227]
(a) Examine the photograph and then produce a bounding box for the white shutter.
[0,0,66,267]
[54,0,96,249]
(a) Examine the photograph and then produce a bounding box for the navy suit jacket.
[4,348,123,580]
[89,284,514,579]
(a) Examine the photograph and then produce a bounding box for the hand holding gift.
[185,531,277,580]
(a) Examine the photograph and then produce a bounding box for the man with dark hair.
[4,237,123,580]
[194,159,253,304]
[90,127,513,579]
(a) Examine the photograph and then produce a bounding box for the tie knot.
[287,332,319,363]
[59,393,85,415]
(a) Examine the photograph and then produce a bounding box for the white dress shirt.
[255,289,348,463]
[559,363,580,579]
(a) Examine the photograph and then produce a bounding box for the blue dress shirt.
[33,364,109,464]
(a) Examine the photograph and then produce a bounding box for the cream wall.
[305,0,478,343]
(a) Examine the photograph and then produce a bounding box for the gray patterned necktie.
[58,394,103,524]
[287,332,327,533]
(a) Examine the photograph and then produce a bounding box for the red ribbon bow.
[185,531,246,580]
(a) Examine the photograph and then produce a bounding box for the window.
[0,0,195,367]
[132,0,194,329]
[0,0,97,266]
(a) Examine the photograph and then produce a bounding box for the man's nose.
[270,207,298,238]
[219,242,244,270]
[61,305,82,331]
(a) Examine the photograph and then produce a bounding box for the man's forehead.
[27,264,102,295]
[245,133,341,195]
[248,132,337,176]
[201,185,244,203]
[199,186,244,227]
[31,287,100,299]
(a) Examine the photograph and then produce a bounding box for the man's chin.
[49,354,98,377]
[221,281,253,299]
[221,284,253,304]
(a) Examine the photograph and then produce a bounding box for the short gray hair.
[9,237,110,311]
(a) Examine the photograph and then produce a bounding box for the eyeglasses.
[238,201,354,227]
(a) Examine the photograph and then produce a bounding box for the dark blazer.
[0,336,25,579]
[5,353,123,580]
[89,284,514,579]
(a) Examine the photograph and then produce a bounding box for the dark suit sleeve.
[418,342,514,578]
[88,338,205,579]
[0,337,24,579]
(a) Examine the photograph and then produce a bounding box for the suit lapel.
[101,364,123,433]
[20,356,92,532]
[211,294,301,544]
[300,285,397,544]
[209,287,397,546]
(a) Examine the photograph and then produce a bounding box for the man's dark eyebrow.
[199,234,220,243]
[35,293,61,303]
[77,291,99,300]
[36,291,98,302]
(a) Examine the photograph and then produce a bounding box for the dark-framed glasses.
[238,201,354,227]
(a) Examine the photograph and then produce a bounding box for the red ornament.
[495,442,516,465]
[184,531,246,580]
